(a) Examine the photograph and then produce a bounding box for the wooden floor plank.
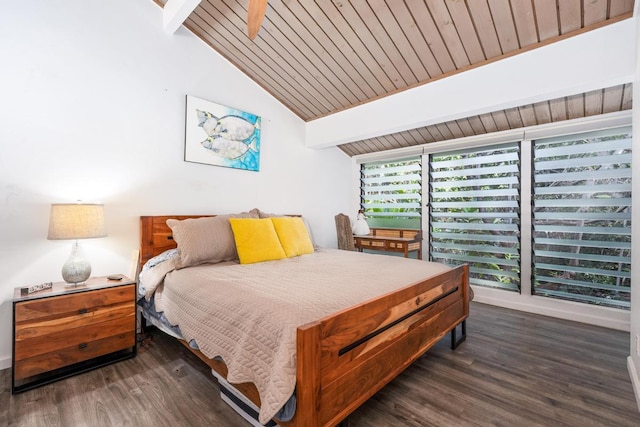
[2,302,639,426]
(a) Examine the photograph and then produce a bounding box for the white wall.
[0,0,351,369]
[628,3,640,411]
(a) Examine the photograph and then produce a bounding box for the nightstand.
[12,275,136,393]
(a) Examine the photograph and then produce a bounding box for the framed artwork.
[184,95,261,171]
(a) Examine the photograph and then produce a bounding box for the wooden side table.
[12,275,136,393]
[354,230,422,258]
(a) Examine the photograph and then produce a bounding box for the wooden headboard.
[139,215,214,271]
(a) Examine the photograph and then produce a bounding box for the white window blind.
[360,158,422,229]
[532,128,632,308]
[429,143,521,291]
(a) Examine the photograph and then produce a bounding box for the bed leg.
[138,309,150,331]
[450,320,466,350]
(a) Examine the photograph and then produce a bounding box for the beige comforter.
[152,249,450,424]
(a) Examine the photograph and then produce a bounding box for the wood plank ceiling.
[155,0,635,156]
[340,83,633,155]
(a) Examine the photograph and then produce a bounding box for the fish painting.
[201,135,258,160]
[185,95,261,171]
[197,109,260,144]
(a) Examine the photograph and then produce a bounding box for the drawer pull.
[79,308,88,314]
[79,343,88,349]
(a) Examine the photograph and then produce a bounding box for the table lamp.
[47,203,107,285]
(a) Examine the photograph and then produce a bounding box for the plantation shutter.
[360,158,422,229]
[532,128,632,308]
[429,143,521,291]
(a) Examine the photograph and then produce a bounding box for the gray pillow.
[167,211,258,269]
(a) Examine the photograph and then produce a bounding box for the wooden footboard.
[289,264,468,427]
[139,215,469,427]
[178,265,468,427]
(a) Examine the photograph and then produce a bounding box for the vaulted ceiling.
[155,0,635,155]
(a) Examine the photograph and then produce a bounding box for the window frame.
[428,142,522,293]
[352,111,632,330]
[530,128,632,308]
[359,157,422,230]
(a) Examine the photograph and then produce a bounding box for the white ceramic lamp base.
[62,240,91,285]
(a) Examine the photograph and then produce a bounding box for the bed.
[139,213,469,426]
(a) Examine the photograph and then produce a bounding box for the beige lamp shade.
[47,203,107,240]
[48,203,106,284]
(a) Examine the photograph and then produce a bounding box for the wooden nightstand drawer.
[12,276,137,393]
[15,311,135,361]
[15,286,133,323]
[15,298,134,341]
[14,332,135,380]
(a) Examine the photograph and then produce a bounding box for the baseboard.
[0,354,11,371]
[628,357,640,413]
[472,287,630,331]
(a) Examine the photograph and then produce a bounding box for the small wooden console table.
[353,228,422,259]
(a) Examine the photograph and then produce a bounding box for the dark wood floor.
[2,302,639,426]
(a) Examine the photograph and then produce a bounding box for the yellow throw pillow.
[229,218,286,264]
[271,217,314,258]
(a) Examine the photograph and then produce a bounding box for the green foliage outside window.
[361,159,421,230]
[429,143,521,292]
[532,130,631,308]
[361,127,631,309]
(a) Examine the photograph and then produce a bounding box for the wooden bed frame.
[140,215,469,427]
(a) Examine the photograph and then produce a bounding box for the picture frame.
[184,95,261,171]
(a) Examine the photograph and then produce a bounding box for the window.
[360,158,421,229]
[429,143,521,291]
[358,124,632,311]
[532,128,632,308]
